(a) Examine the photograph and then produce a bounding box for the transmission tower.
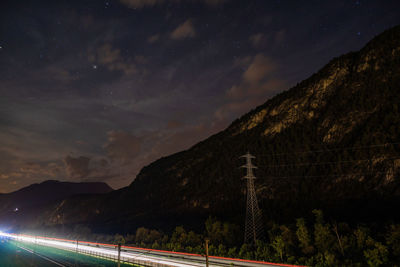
[241,152,264,245]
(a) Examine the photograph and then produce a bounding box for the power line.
[257,156,400,168]
[255,142,400,157]
[255,170,393,180]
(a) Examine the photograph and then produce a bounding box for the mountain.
[0,180,113,228]
[103,25,400,230]
[6,26,400,233]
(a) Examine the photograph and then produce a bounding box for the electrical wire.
[255,170,392,180]
[255,142,400,157]
[257,156,400,168]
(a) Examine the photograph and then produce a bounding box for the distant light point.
[93,65,98,69]
[357,31,361,36]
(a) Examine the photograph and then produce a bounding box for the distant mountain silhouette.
[0,180,113,223]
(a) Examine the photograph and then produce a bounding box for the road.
[0,232,302,267]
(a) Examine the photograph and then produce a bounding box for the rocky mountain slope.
[106,25,400,230]
[5,26,400,233]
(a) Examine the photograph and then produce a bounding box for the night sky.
[1,0,399,193]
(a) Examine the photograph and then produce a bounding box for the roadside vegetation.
[23,209,400,266]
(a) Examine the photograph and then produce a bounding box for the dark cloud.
[104,130,142,164]
[64,156,91,179]
[63,155,116,183]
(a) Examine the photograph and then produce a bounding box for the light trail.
[0,231,303,267]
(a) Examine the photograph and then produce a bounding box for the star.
[93,65,98,69]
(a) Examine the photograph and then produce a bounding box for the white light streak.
[0,232,203,267]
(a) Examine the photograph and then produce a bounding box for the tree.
[364,238,389,267]
[239,243,253,259]
[296,218,314,255]
[147,229,162,244]
[271,235,285,262]
[204,216,240,247]
[386,224,400,259]
[72,224,91,240]
[186,231,202,248]
[114,234,125,245]
[135,227,150,244]
[312,210,335,253]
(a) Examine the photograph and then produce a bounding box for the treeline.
[24,210,400,266]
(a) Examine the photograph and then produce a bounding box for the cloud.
[216,79,286,120]
[242,54,276,85]
[80,158,114,182]
[227,79,284,100]
[147,34,160,43]
[215,53,287,120]
[104,130,142,164]
[166,120,184,129]
[0,174,10,179]
[88,44,139,75]
[170,20,196,40]
[0,160,66,191]
[63,154,116,183]
[91,121,223,187]
[64,155,91,178]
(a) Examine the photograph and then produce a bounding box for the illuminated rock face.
[3,26,400,231]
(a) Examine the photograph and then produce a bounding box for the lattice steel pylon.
[241,152,264,245]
